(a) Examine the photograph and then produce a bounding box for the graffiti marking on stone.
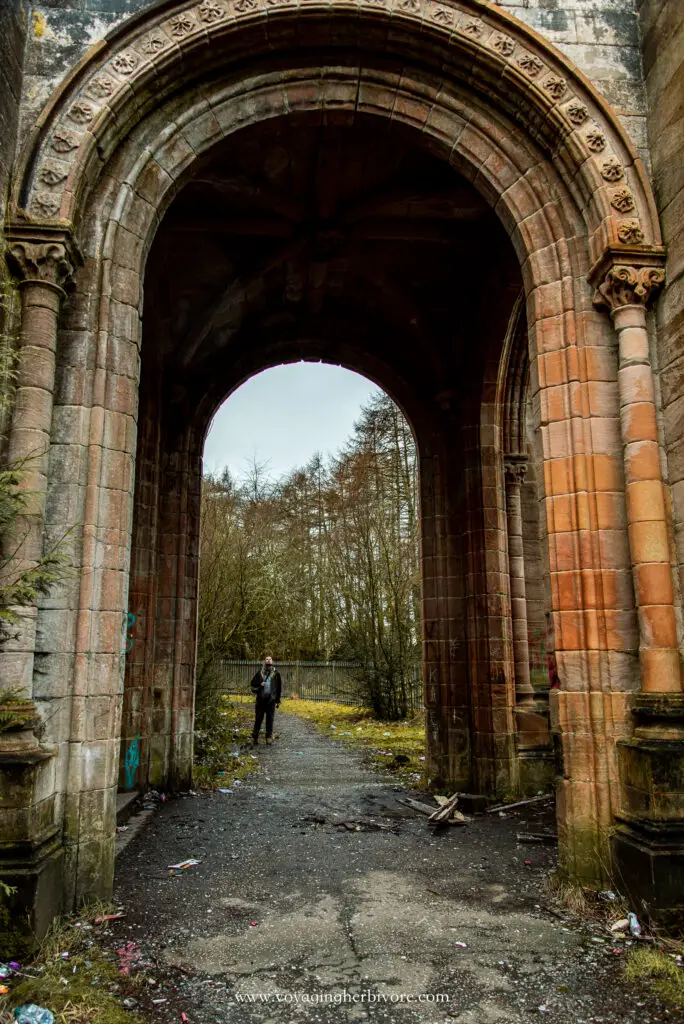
[610,186,636,214]
[543,75,566,101]
[566,100,589,126]
[490,32,514,57]
[198,0,227,21]
[51,129,80,154]
[600,156,624,182]
[617,220,644,245]
[517,53,544,77]
[124,732,142,789]
[585,126,607,152]
[86,75,116,100]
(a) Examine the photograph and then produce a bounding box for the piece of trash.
[384,731,391,736]
[181,1014,189,1023]
[0,964,10,979]
[538,1006,550,1015]
[599,890,617,901]
[250,921,257,926]
[152,999,168,1005]
[610,918,629,934]
[55,952,69,960]
[516,832,557,845]
[94,912,126,924]
[418,756,425,761]
[0,985,8,995]
[628,912,642,938]
[218,789,233,794]
[167,859,201,871]
[122,997,138,1009]
[454,941,467,948]
[13,1007,55,1024]
[524,860,532,866]
[330,725,336,729]
[116,826,129,833]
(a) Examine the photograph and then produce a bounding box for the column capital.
[589,246,666,313]
[504,455,528,486]
[5,226,79,294]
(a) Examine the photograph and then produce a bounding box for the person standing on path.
[250,655,282,745]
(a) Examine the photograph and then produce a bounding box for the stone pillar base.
[0,744,64,950]
[612,694,684,934]
[515,703,553,795]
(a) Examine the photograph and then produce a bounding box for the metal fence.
[209,659,424,709]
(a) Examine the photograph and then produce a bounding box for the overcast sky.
[203,362,383,481]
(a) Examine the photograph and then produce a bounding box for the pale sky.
[203,362,383,481]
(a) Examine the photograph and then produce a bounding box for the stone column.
[504,457,534,707]
[592,251,684,931]
[594,257,681,699]
[0,233,75,942]
[3,236,74,695]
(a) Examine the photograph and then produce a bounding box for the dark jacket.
[250,667,282,704]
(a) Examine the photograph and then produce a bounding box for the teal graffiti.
[123,612,136,654]
[124,732,141,789]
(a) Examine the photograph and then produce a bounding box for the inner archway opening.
[122,109,552,798]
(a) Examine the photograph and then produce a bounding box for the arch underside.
[7,0,667,908]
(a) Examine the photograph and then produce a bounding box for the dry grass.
[282,698,427,787]
[544,872,629,922]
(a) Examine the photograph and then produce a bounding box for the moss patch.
[0,906,150,1024]
[282,698,427,787]
[193,694,261,790]
[625,946,684,1008]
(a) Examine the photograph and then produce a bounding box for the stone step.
[116,789,140,826]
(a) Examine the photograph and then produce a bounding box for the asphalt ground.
[109,711,678,1023]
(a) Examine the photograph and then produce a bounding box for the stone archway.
[3,0,681,931]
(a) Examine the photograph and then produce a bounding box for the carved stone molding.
[504,458,528,486]
[590,247,666,312]
[5,240,75,294]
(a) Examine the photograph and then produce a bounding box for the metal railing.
[208,659,424,708]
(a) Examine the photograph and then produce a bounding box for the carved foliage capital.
[596,264,665,312]
[504,459,527,487]
[5,241,74,292]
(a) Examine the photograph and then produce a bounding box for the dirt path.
[110,712,666,1023]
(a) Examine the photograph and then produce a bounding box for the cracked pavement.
[110,712,673,1022]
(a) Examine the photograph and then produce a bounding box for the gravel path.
[110,712,673,1023]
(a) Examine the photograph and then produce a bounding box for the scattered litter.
[13,1006,55,1024]
[384,731,391,736]
[428,793,470,828]
[55,952,69,960]
[628,912,642,938]
[454,941,467,948]
[524,860,532,866]
[250,921,257,927]
[94,912,126,924]
[181,1014,190,1023]
[538,1006,550,1015]
[609,918,629,934]
[330,725,336,729]
[516,832,557,845]
[122,997,138,1009]
[487,793,552,814]
[168,859,201,872]
[117,941,140,976]
[152,999,168,1005]
[116,826,129,833]
[218,789,233,794]
[0,986,8,995]
[598,890,617,901]
[418,756,425,761]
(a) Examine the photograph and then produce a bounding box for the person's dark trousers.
[253,695,277,741]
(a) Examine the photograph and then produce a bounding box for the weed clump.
[625,946,684,1008]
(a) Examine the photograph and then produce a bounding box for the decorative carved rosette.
[6,241,75,293]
